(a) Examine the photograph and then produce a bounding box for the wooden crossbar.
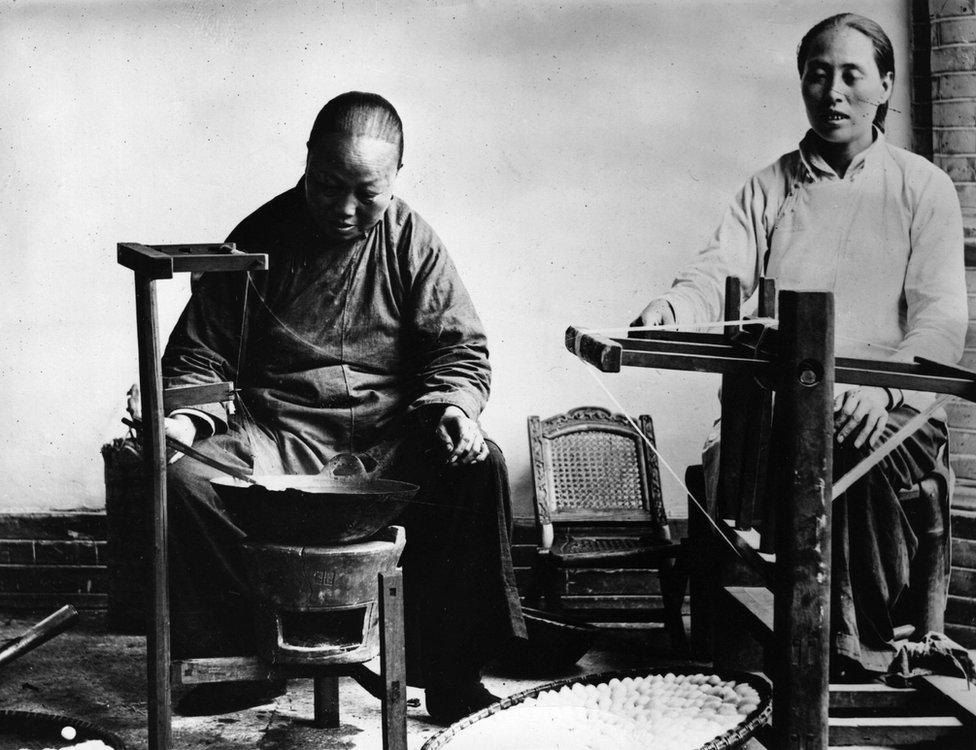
[162,383,234,412]
[827,715,965,746]
[568,326,976,397]
[118,242,268,279]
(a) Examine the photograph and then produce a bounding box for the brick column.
[912,0,934,159]
[926,0,976,648]
[929,0,976,259]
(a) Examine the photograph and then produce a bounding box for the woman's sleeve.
[403,234,491,422]
[898,169,967,365]
[663,175,770,325]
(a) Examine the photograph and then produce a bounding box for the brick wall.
[927,0,976,647]
[0,513,107,612]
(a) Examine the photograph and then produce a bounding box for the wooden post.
[707,277,770,668]
[379,570,407,750]
[697,276,749,659]
[723,276,742,341]
[717,277,746,519]
[758,278,777,321]
[738,278,776,532]
[134,275,171,750]
[772,290,834,750]
[313,675,340,728]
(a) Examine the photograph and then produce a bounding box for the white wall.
[0,0,912,515]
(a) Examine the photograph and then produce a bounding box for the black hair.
[796,13,895,132]
[307,91,404,164]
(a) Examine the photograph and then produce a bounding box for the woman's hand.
[834,387,889,449]
[165,414,198,446]
[436,405,489,465]
[126,383,198,463]
[631,299,676,330]
[162,414,198,464]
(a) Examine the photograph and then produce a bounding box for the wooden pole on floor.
[313,675,340,728]
[379,570,406,750]
[134,274,172,750]
[772,290,834,750]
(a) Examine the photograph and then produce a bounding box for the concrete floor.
[2,612,962,749]
[0,612,697,750]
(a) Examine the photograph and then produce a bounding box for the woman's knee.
[166,454,227,516]
[167,456,209,497]
[484,439,506,471]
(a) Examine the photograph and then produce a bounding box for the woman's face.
[304,134,400,243]
[800,27,892,156]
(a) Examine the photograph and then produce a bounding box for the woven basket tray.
[0,709,127,749]
[422,667,772,750]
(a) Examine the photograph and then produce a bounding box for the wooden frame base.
[172,571,407,750]
[690,502,975,747]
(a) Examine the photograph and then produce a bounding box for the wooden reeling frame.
[566,278,976,749]
[119,243,268,750]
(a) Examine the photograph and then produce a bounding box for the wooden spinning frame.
[117,243,408,750]
[567,277,976,750]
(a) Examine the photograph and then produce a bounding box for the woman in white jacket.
[633,13,967,678]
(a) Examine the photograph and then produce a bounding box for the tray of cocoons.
[422,668,772,750]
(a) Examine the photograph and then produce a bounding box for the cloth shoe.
[425,681,500,725]
[883,632,976,688]
[175,679,287,716]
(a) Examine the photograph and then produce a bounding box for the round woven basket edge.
[420,667,772,750]
[0,709,128,750]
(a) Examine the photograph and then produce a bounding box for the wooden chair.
[526,406,687,651]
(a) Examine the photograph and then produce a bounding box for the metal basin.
[493,607,597,674]
[212,454,418,545]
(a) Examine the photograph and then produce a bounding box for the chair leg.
[313,675,340,728]
[523,556,546,609]
[659,556,689,655]
[379,570,407,750]
[527,554,562,612]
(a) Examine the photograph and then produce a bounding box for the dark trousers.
[166,420,526,688]
[831,406,950,672]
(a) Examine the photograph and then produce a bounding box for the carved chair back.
[528,406,670,550]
